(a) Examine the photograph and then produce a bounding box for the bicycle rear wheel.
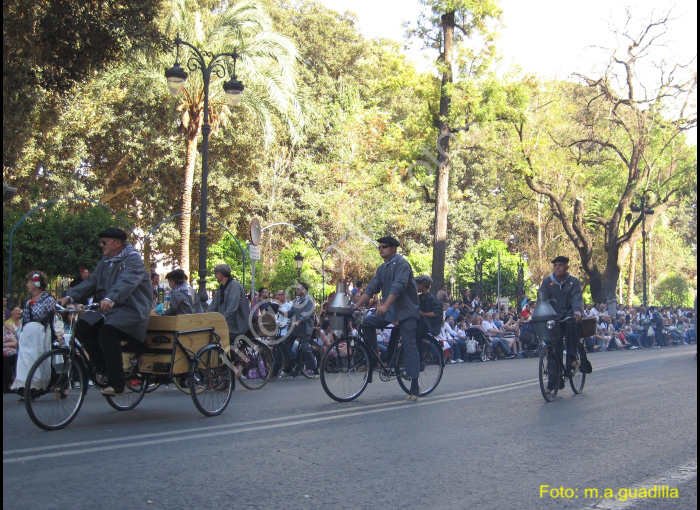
[25,348,86,431]
[539,343,559,402]
[191,344,234,416]
[569,342,586,394]
[320,338,369,402]
[237,338,273,390]
[396,337,444,397]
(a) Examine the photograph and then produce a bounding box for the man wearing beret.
[540,256,590,375]
[353,236,421,400]
[59,227,152,395]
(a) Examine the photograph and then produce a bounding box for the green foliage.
[406,249,433,277]
[3,0,164,168]
[654,275,694,308]
[3,203,125,288]
[454,240,530,303]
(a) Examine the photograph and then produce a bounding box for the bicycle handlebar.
[55,303,101,313]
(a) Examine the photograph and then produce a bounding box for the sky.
[318,0,697,141]
[317,0,697,78]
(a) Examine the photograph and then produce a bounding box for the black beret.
[551,256,569,264]
[377,236,400,247]
[98,227,127,240]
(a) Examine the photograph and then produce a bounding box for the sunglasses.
[378,244,391,249]
[98,239,111,247]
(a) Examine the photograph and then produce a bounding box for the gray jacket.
[289,294,316,338]
[163,285,194,316]
[208,278,250,337]
[67,244,152,342]
[540,273,583,320]
[363,254,419,323]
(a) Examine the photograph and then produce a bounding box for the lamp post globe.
[294,252,304,282]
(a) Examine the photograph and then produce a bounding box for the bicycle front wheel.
[191,344,234,416]
[320,338,369,402]
[569,342,586,394]
[25,348,86,431]
[396,337,444,397]
[539,343,559,402]
[237,338,273,390]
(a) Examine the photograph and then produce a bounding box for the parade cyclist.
[59,228,152,395]
[352,236,421,400]
[540,256,592,384]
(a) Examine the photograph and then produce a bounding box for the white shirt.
[482,320,500,336]
[441,322,458,339]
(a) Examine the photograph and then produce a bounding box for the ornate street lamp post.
[517,252,525,314]
[165,37,244,309]
[474,258,483,303]
[630,194,654,307]
[294,252,304,283]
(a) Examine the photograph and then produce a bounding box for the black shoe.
[559,377,566,390]
[504,353,516,359]
[367,371,373,384]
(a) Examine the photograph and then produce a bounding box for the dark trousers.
[560,321,579,362]
[361,315,419,379]
[282,333,316,372]
[3,354,17,392]
[75,320,133,391]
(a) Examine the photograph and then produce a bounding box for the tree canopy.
[3,1,696,307]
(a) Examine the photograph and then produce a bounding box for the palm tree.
[164,0,303,274]
[107,0,303,273]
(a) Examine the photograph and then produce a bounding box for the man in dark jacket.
[59,227,152,395]
[540,256,584,369]
[282,282,317,376]
[208,264,250,339]
[353,236,421,399]
[415,275,442,339]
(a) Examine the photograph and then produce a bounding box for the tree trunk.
[430,11,455,293]
[626,242,637,307]
[180,133,198,275]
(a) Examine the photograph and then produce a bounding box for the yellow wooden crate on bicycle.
[122,312,230,375]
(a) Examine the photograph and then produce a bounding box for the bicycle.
[319,312,444,402]
[24,305,233,430]
[267,336,323,381]
[228,335,274,390]
[538,317,587,402]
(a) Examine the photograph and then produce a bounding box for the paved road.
[3,346,697,510]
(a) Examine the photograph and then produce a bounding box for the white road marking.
[3,349,689,464]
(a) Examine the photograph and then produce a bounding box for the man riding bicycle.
[540,256,591,376]
[353,236,421,400]
[58,228,152,395]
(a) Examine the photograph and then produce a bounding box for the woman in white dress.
[11,271,63,401]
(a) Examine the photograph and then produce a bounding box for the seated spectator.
[501,311,520,356]
[68,268,93,305]
[445,301,460,322]
[620,317,641,349]
[318,319,335,353]
[593,316,613,351]
[482,312,515,359]
[520,301,535,320]
[441,316,465,363]
[376,326,392,361]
